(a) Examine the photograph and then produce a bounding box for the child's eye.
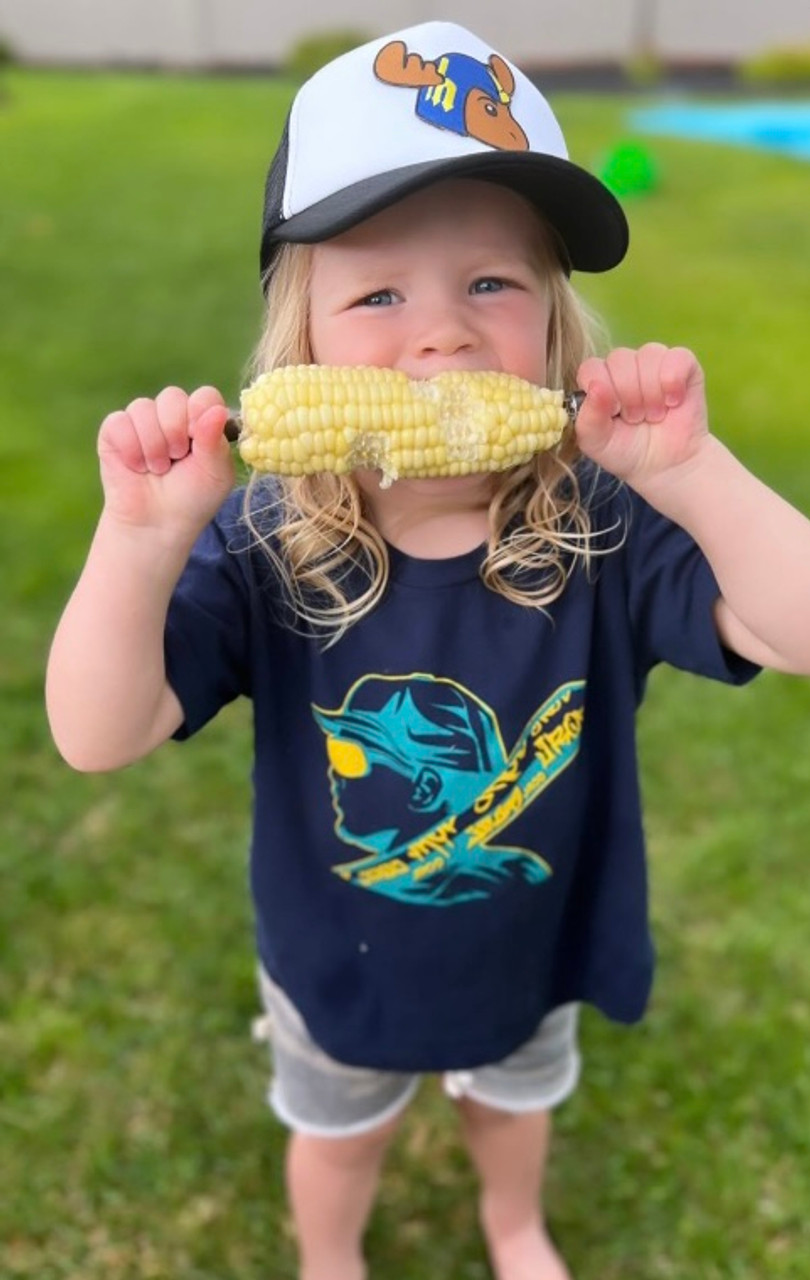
[471,277,508,294]
[356,288,397,307]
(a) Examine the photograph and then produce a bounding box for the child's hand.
[574,344,709,493]
[97,385,234,542]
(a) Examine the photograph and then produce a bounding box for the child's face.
[308,179,552,386]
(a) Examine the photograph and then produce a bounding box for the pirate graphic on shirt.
[313,674,585,905]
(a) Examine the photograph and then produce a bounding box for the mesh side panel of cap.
[260,117,290,274]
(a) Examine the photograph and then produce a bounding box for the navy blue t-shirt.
[164,475,758,1071]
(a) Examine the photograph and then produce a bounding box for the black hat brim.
[262,151,628,275]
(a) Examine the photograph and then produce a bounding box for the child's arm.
[46,385,235,771]
[574,344,810,675]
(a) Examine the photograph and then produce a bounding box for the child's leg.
[456,1098,570,1280]
[446,1002,580,1280]
[286,1113,402,1280]
[253,968,418,1280]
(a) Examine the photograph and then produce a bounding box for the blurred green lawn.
[1,69,809,1278]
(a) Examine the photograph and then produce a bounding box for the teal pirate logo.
[313,674,585,905]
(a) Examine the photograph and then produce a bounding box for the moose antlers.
[374,40,517,99]
[373,40,444,87]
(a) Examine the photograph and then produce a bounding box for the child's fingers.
[188,404,234,494]
[604,348,646,423]
[577,357,619,417]
[578,377,616,424]
[98,409,149,474]
[574,357,619,448]
[99,387,231,478]
[636,342,669,422]
[187,387,231,460]
[572,382,614,463]
[188,401,231,454]
[154,385,194,461]
[125,397,174,474]
[188,385,227,419]
[579,345,697,427]
[659,345,701,408]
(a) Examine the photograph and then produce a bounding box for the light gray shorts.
[253,968,581,1138]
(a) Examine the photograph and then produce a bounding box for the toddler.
[46,22,810,1280]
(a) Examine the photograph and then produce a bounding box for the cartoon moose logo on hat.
[373,39,529,151]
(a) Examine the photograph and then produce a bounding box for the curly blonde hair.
[242,221,609,645]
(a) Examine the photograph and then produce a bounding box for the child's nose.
[414,305,479,358]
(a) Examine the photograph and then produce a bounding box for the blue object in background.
[630,101,810,161]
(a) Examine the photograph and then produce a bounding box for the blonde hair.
[242,221,609,645]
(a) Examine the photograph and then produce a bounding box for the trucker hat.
[260,21,629,278]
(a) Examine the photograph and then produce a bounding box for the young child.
[46,21,810,1280]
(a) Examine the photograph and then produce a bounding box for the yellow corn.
[237,365,568,487]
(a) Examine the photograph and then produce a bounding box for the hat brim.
[264,151,628,274]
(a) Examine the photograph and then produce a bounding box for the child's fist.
[574,344,709,490]
[98,385,234,538]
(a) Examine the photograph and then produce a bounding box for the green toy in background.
[598,139,659,196]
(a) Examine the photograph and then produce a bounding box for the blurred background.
[1,3,809,1278]
[1,0,810,74]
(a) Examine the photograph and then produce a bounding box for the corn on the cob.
[237,365,568,487]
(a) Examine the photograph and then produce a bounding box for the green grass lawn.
[2,69,809,1278]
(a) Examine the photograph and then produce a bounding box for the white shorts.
[253,968,581,1138]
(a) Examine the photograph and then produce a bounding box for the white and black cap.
[260,21,628,279]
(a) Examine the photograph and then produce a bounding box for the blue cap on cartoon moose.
[260,22,629,279]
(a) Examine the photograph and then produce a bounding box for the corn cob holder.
[225,365,585,488]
